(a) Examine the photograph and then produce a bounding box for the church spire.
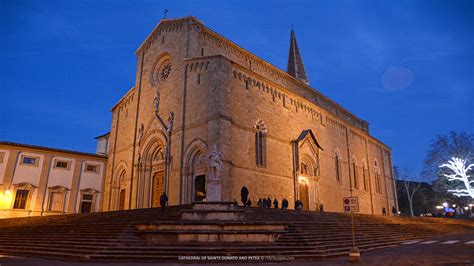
[287,29,309,85]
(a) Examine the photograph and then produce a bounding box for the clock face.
[152,59,172,86]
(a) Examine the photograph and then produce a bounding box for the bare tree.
[439,157,474,199]
[396,167,421,217]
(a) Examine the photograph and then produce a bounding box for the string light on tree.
[439,157,474,199]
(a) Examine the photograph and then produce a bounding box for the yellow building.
[0,142,107,218]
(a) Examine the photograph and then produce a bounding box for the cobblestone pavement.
[1,232,473,266]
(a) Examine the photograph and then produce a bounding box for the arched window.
[334,150,342,182]
[374,160,381,194]
[255,119,267,167]
[352,161,359,190]
[362,161,368,191]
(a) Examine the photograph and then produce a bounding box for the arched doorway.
[298,180,310,211]
[184,140,208,204]
[151,171,164,207]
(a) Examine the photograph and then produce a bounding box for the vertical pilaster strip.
[129,49,145,210]
[68,159,84,213]
[1,149,20,189]
[35,154,53,213]
[364,139,374,214]
[379,147,390,211]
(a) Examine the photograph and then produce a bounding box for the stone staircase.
[0,205,472,262]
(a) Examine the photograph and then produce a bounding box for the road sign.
[343,197,359,213]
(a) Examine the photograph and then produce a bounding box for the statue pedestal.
[181,202,244,221]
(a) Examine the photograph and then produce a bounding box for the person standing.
[282,199,288,209]
[273,198,279,209]
[257,198,262,208]
[159,192,168,208]
[392,206,397,216]
[246,198,252,207]
[240,186,249,206]
[266,197,271,208]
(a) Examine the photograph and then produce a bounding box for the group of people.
[240,186,291,209]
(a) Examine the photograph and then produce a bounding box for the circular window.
[151,58,172,86]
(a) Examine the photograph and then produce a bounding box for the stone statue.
[137,123,144,143]
[153,91,160,114]
[167,112,174,133]
[205,144,223,202]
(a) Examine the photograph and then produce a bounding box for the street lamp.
[442,202,448,207]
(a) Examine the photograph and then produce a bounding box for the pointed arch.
[184,138,208,203]
[362,159,369,191]
[351,155,359,190]
[334,148,342,182]
[255,119,267,167]
[374,158,382,194]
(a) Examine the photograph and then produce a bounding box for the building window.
[363,166,368,191]
[49,192,63,211]
[13,190,29,209]
[374,160,381,194]
[85,164,99,173]
[55,160,69,169]
[254,120,267,167]
[22,157,36,165]
[80,194,94,213]
[335,155,341,182]
[352,162,359,189]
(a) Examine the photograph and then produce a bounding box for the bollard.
[348,246,361,263]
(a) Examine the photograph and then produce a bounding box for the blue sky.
[1,0,473,175]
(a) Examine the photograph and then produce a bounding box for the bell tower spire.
[287,29,309,85]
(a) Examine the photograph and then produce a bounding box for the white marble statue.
[205,144,223,202]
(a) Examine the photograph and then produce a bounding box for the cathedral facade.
[102,16,398,215]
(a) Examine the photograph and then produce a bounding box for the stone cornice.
[111,86,135,112]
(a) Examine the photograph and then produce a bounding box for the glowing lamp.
[452,204,456,207]
[442,202,448,207]
[464,207,469,210]
[469,204,473,208]
[5,190,11,195]
[435,206,443,210]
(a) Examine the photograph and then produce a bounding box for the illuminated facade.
[102,16,398,215]
[0,142,107,218]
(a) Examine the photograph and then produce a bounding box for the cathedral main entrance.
[298,181,310,211]
[151,171,164,207]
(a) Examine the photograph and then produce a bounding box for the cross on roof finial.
[163,9,168,18]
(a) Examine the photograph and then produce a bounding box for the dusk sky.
[1,0,473,177]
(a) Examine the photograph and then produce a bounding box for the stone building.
[103,16,398,215]
[0,142,107,218]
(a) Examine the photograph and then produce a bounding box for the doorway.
[118,189,126,210]
[194,175,206,201]
[298,181,310,211]
[151,171,165,207]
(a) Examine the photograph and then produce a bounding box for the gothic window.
[255,120,267,167]
[151,55,172,86]
[374,160,381,194]
[362,162,368,191]
[352,161,359,189]
[335,150,342,182]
